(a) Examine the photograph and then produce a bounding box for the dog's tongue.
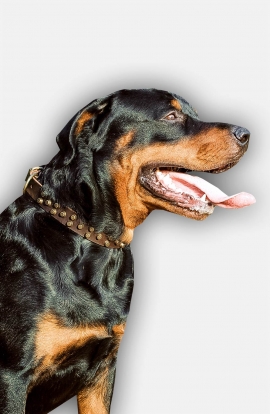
[169,172,256,208]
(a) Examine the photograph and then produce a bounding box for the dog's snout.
[233,127,250,146]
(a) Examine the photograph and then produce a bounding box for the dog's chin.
[160,202,214,221]
[143,187,215,220]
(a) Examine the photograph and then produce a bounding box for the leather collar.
[23,167,125,249]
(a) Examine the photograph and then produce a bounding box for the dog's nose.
[233,127,250,146]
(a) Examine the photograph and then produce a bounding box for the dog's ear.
[56,98,110,165]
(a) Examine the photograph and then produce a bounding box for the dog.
[0,88,255,413]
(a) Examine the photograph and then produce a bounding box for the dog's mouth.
[139,163,256,215]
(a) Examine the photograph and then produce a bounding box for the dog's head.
[44,89,255,243]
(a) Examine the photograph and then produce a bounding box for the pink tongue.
[169,172,256,209]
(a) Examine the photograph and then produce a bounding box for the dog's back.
[0,88,255,413]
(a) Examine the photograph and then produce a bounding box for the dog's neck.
[37,156,133,243]
[25,173,128,249]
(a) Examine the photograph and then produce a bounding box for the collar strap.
[23,167,125,249]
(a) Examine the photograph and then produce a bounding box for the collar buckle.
[23,167,42,194]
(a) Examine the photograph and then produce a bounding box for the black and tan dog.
[0,89,255,413]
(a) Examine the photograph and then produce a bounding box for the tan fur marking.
[35,313,109,370]
[115,131,135,152]
[110,127,244,229]
[77,367,109,414]
[171,99,182,111]
[112,323,125,338]
[75,112,94,135]
[119,227,134,244]
[76,324,125,413]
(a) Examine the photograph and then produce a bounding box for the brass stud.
[119,242,125,248]
[77,224,84,230]
[41,191,46,197]
[54,203,60,209]
[59,211,66,217]
[84,232,91,239]
[89,227,94,232]
[37,198,44,204]
[70,214,77,221]
[45,200,52,206]
[50,209,57,215]
[104,240,110,247]
[96,234,102,240]
[114,240,119,246]
[66,221,73,227]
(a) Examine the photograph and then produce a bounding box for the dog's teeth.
[156,171,163,178]
[163,174,172,184]
[175,188,182,193]
[168,183,176,190]
[200,194,207,202]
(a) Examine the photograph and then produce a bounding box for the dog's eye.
[164,112,177,121]
[161,111,187,124]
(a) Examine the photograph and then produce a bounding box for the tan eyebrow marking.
[170,99,182,111]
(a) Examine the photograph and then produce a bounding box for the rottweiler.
[0,89,255,413]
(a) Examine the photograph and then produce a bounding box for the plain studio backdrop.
[0,1,269,413]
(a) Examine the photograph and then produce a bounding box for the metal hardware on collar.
[23,167,43,194]
[23,167,125,249]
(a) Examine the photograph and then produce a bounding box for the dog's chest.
[31,313,125,383]
[34,313,109,367]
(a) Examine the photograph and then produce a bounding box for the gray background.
[0,1,269,413]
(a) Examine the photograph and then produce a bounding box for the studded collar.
[23,167,125,249]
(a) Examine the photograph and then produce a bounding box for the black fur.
[0,89,249,413]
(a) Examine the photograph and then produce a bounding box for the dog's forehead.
[171,93,199,119]
[111,89,197,118]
